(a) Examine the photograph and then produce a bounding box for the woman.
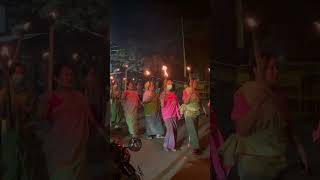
[219,53,309,180]
[40,63,105,180]
[160,80,181,151]
[181,79,202,155]
[143,81,164,139]
[111,82,123,129]
[313,119,320,147]
[122,82,140,137]
[209,101,229,180]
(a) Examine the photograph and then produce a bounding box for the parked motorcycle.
[111,137,143,180]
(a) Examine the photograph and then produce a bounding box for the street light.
[42,51,49,59]
[246,17,258,28]
[23,22,31,31]
[145,70,151,76]
[49,11,58,20]
[72,53,79,61]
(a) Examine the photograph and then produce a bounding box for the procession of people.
[110,74,208,153]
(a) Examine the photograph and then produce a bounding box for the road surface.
[111,112,210,180]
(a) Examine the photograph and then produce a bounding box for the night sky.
[111,0,211,80]
[210,0,320,64]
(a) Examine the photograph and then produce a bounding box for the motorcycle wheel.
[119,162,142,180]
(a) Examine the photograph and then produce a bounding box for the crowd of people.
[1,62,106,180]
[110,78,207,154]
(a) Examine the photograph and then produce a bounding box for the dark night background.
[111,0,211,81]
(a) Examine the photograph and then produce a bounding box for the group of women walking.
[111,78,205,154]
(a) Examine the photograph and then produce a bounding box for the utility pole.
[181,16,187,78]
[236,0,244,49]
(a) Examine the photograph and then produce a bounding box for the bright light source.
[145,70,151,76]
[162,65,167,71]
[42,52,49,59]
[110,76,114,80]
[164,72,169,78]
[72,53,79,60]
[1,46,9,57]
[123,77,127,81]
[246,17,258,28]
[50,11,57,19]
[23,22,31,31]
[187,66,191,71]
[124,64,129,68]
[132,78,135,81]
[208,67,210,72]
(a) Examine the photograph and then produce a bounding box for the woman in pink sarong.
[160,80,181,151]
[40,63,105,180]
[209,101,229,180]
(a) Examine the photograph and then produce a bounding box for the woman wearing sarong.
[219,53,309,180]
[111,82,123,128]
[122,82,140,137]
[181,79,202,155]
[143,81,164,139]
[40,63,105,180]
[209,101,229,180]
[160,80,181,151]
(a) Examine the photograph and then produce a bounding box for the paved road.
[111,113,210,180]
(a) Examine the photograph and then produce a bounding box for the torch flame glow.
[187,66,191,71]
[162,65,168,78]
[246,17,258,28]
[145,70,151,76]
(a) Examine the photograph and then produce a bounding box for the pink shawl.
[161,91,181,121]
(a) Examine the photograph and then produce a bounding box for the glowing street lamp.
[246,17,258,28]
[145,70,151,76]
[23,22,31,31]
[49,11,58,20]
[187,66,192,82]
[42,51,49,59]
[72,53,79,61]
